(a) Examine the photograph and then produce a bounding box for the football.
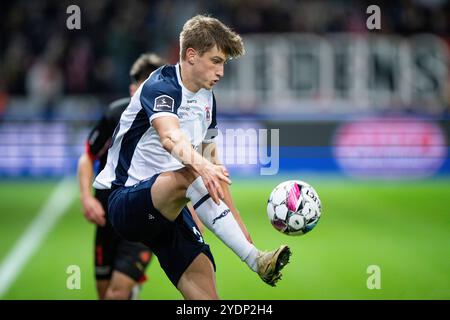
[267,180,322,236]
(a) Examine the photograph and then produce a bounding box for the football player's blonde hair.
[180,15,245,60]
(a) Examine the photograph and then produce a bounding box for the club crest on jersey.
[154,95,174,112]
[205,105,211,121]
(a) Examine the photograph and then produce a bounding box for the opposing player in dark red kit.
[77,53,163,299]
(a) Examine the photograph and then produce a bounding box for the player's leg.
[109,190,218,299]
[151,168,291,286]
[138,206,218,299]
[94,189,119,299]
[150,167,195,220]
[105,240,152,300]
[109,170,289,288]
[177,253,218,300]
[151,168,256,264]
[93,222,117,300]
[96,188,152,300]
[104,271,138,300]
[96,280,109,300]
[108,179,216,299]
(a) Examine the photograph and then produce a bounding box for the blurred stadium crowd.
[0,1,449,180]
[0,0,449,104]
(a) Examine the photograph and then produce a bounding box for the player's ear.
[129,84,138,96]
[186,48,197,65]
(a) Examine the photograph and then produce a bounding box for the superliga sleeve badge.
[154,95,175,112]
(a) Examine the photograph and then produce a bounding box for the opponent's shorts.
[108,174,215,287]
[94,189,152,282]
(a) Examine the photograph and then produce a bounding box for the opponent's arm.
[202,142,253,243]
[152,116,231,205]
[77,153,106,226]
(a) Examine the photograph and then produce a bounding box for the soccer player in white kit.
[94,15,290,299]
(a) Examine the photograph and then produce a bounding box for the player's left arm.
[202,141,253,244]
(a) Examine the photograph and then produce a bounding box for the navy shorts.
[108,174,215,287]
[94,189,152,282]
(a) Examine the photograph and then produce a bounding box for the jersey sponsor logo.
[178,105,190,119]
[212,209,230,225]
[154,95,174,112]
[178,105,190,111]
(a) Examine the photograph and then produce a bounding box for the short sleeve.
[139,79,182,123]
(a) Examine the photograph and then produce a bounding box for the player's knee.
[175,167,198,188]
[105,286,132,300]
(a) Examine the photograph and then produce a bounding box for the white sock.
[187,177,259,272]
[130,284,141,300]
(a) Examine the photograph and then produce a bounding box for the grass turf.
[1,178,449,299]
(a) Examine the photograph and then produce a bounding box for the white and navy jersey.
[93,64,218,189]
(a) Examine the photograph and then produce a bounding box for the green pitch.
[0,178,449,299]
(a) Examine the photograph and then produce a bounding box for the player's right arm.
[151,116,231,205]
[77,152,106,226]
[139,77,229,204]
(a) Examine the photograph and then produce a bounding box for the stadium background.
[0,0,449,299]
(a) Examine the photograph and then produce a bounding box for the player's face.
[194,45,226,90]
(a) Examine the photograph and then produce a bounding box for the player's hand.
[81,196,106,226]
[199,164,232,205]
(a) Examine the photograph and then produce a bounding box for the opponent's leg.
[94,190,119,299]
[106,238,152,300]
[94,224,117,299]
[177,253,219,300]
[96,280,109,300]
[105,271,137,300]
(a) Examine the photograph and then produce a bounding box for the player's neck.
[179,61,201,93]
